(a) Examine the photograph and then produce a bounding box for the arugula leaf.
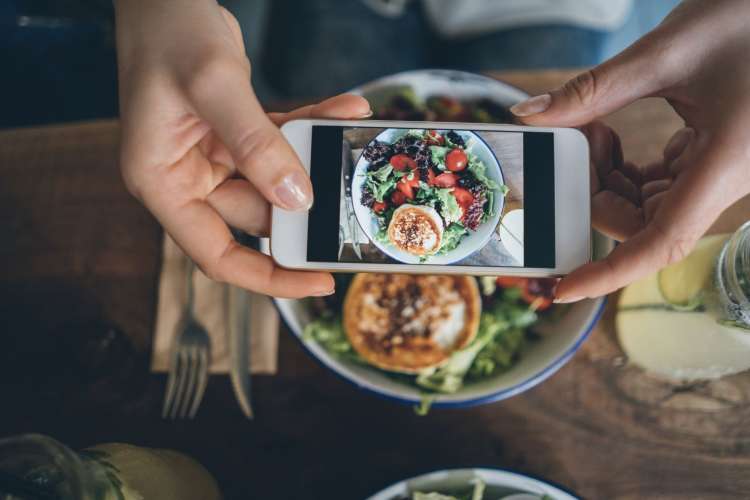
[430,145,450,170]
[435,188,463,225]
[438,223,468,254]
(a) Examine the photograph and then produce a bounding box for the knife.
[341,140,363,260]
[228,230,256,419]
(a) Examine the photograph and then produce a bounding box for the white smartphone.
[271,119,590,277]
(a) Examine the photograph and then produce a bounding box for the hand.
[114,1,371,298]
[510,0,750,301]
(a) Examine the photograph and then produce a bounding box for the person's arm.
[114,0,371,298]
[510,0,750,302]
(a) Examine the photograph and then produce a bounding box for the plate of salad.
[353,128,506,264]
[366,468,578,500]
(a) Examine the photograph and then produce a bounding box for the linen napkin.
[151,235,279,374]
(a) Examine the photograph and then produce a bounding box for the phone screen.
[307,125,555,268]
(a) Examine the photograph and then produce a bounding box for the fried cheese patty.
[343,273,481,373]
[387,204,444,256]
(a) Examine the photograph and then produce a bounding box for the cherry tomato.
[389,154,417,171]
[426,168,437,185]
[431,172,457,188]
[397,173,420,199]
[390,190,407,206]
[496,276,526,288]
[425,130,445,145]
[521,278,557,311]
[372,201,387,213]
[446,148,468,172]
[452,186,474,209]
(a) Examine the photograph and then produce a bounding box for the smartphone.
[271,119,590,276]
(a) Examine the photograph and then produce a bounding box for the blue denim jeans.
[252,0,680,100]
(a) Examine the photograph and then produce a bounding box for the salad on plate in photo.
[356,128,508,263]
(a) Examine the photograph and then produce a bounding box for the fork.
[162,261,211,419]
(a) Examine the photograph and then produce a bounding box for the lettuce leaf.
[303,317,363,364]
[416,292,536,393]
[365,164,396,202]
[438,223,468,254]
[430,145,450,170]
[467,156,501,191]
[435,188,463,225]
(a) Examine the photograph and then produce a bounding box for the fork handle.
[186,260,195,316]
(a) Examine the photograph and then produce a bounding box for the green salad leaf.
[365,164,397,202]
[412,478,486,500]
[416,290,537,393]
[435,188,463,225]
[430,145,450,170]
[303,317,363,364]
[466,156,500,190]
[438,223,468,255]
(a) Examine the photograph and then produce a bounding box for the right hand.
[510,0,750,301]
[114,1,371,298]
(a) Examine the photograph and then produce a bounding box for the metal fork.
[162,261,211,419]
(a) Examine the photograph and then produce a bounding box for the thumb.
[510,32,673,127]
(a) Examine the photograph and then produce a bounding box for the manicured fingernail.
[358,109,374,118]
[274,172,312,210]
[510,94,552,117]
[313,288,335,297]
[553,296,585,304]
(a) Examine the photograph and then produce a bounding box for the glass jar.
[0,435,222,500]
[707,221,750,330]
[0,434,116,500]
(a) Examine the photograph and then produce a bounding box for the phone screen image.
[307,125,555,268]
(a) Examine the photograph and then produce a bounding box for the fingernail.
[274,172,313,210]
[312,288,335,297]
[553,296,585,304]
[510,94,552,117]
[358,109,374,118]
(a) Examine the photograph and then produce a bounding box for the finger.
[620,161,642,186]
[556,156,725,301]
[206,178,270,236]
[268,93,372,126]
[218,7,247,53]
[510,30,677,126]
[144,150,334,297]
[187,57,315,211]
[591,190,644,241]
[641,161,671,183]
[603,170,640,205]
[641,178,672,200]
[581,122,623,181]
[643,191,667,223]
[554,220,698,301]
[663,127,695,164]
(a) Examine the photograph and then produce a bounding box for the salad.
[369,87,515,124]
[408,478,555,500]
[359,129,508,259]
[304,274,559,412]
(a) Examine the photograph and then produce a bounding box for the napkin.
[151,236,279,374]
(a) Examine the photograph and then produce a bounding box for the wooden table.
[2,70,750,500]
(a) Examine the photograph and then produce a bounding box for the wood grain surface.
[1,70,749,500]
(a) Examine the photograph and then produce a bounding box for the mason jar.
[706,221,750,330]
[0,434,221,500]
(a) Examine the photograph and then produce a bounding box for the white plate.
[352,128,505,264]
[366,467,578,500]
